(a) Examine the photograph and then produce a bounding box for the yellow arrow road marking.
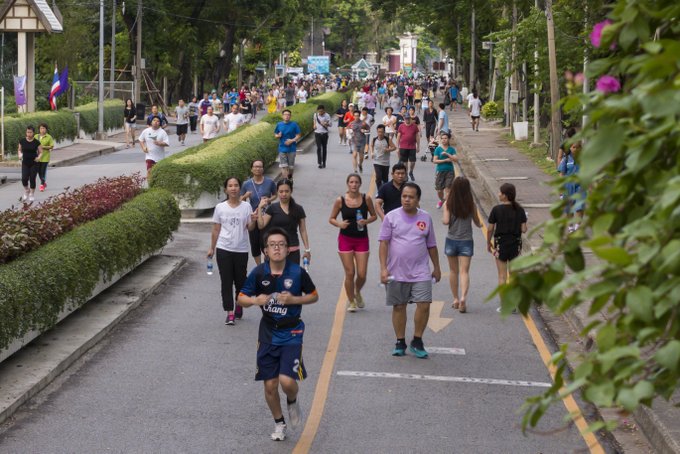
[427,300,454,333]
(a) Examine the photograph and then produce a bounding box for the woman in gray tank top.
[442,176,482,313]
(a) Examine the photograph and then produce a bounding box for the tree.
[498,0,680,430]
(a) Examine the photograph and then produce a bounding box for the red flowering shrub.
[0,174,143,264]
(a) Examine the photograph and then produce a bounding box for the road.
[0,101,608,453]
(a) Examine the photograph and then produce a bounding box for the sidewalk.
[450,107,679,454]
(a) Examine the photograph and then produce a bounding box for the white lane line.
[483,158,510,162]
[427,347,466,355]
[523,203,552,208]
[497,176,529,180]
[337,371,552,388]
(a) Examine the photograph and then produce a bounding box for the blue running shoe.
[409,340,429,359]
[392,341,407,357]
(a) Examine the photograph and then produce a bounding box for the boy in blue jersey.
[238,227,318,442]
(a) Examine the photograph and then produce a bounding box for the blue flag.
[56,66,69,97]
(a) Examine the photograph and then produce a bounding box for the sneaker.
[358,164,363,173]
[355,293,365,309]
[235,305,243,320]
[39,184,45,192]
[409,171,415,181]
[437,200,443,209]
[409,339,429,359]
[21,193,28,202]
[28,195,35,202]
[271,422,287,441]
[363,152,368,160]
[392,341,407,357]
[287,400,302,429]
[347,299,357,312]
[225,314,235,325]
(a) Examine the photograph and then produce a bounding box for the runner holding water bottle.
[328,174,377,312]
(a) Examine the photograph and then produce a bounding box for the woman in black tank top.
[328,173,377,312]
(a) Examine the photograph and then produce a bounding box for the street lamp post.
[97,0,105,139]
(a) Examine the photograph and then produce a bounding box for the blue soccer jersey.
[240,260,316,345]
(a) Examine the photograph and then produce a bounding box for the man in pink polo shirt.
[396,114,421,182]
[379,182,441,358]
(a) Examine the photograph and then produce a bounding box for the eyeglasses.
[267,242,288,249]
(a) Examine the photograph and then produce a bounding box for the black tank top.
[340,194,369,238]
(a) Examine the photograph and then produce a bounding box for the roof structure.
[351,58,372,70]
[0,0,63,33]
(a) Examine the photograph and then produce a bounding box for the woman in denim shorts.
[442,176,482,313]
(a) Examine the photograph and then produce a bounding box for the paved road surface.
[0,102,606,453]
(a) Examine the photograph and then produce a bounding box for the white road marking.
[426,347,466,355]
[497,176,529,180]
[337,370,552,388]
[483,158,510,162]
[523,203,552,208]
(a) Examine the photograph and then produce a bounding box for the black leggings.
[216,248,248,312]
[374,164,389,188]
[425,122,436,141]
[38,162,49,185]
[21,161,39,189]
[315,132,329,165]
[189,116,198,132]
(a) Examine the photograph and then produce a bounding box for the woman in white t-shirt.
[469,93,483,132]
[297,87,308,104]
[382,107,397,139]
[208,176,257,325]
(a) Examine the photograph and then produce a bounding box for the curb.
[452,116,664,452]
[0,254,186,426]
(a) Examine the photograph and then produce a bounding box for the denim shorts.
[445,238,474,257]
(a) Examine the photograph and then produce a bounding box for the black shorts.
[399,148,417,163]
[256,342,307,381]
[249,225,263,257]
[176,124,188,135]
[494,235,522,262]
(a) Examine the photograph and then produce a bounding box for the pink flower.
[591,20,613,48]
[596,75,621,93]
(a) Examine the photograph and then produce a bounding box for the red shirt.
[397,123,419,149]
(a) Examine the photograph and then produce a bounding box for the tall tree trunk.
[213,25,237,88]
[545,0,562,160]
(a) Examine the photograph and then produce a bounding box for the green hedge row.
[74,99,125,133]
[1,99,124,158]
[150,91,348,203]
[0,188,180,353]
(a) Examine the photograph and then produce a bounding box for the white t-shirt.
[138,127,169,162]
[175,106,189,125]
[466,93,475,107]
[382,114,396,134]
[212,201,253,253]
[223,112,245,133]
[200,114,221,139]
[470,98,482,116]
[297,89,308,103]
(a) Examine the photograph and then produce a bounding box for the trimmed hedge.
[1,99,125,158]
[2,110,77,157]
[75,99,125,133]
[0,188,180,353]
[151,90,348,203]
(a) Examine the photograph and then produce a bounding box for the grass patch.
[502,131,560,177]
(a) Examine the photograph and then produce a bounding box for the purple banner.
[13,75,26,106]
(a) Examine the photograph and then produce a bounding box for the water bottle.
[206,259,214,276]
[379,275,395,288]
[356,209,364,232]
[303,257,310,272]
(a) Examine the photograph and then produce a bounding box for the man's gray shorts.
[279,151,296,168]
[385,280,433,306]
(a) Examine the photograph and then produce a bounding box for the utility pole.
[97,0,105,138]
[545,0,561,160]
[134,0,142,105]
[456,19,461,80]
[109,0,116,99]
[469,5,475,90]
[509,0,518,125]
[531,0,541,146]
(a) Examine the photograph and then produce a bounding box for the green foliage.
[75,100,125,133]
[151,91,348,203]
[0,188,180,353]
[481,100,501,119]
[495,0,680,429]
[2,110,78,159]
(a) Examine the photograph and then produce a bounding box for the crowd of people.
[199,73,541,443]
